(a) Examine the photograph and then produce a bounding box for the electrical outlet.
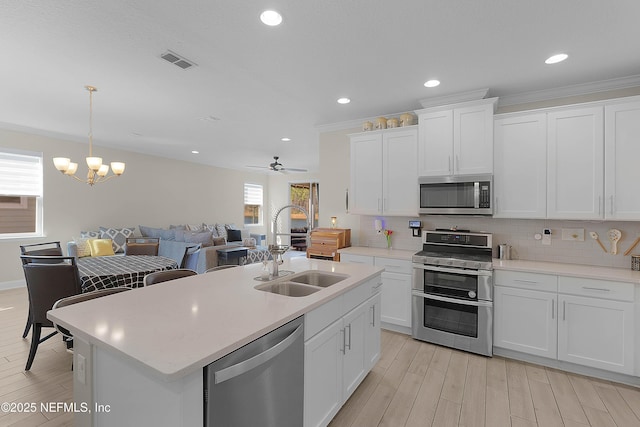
[542,228,552,246]
[562,228,585,241]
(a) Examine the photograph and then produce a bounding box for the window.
[244,183,263,226]
[0,149,43,237]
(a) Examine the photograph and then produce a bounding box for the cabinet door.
[493,114,547,218]
[454,103,494,175]
[365,293,382,370]
[382,128,418,216]
[558,294,634,374]
[605,100,640,220]
[350,133,383,215]
[494,286,557,359]
[547,107,604,219]
[418,110,453,176]
[304,320,344,427]
[379,271,412,328]
[342,301,368,398]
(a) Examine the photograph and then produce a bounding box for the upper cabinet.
[547,107,604,220]
[417,99,497,177]
[605,99,640,220]
[349,127,418,216]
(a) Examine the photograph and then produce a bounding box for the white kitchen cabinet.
[349,127,418,216]
[493,113,547,218]
[374,257,412,329]
[494,286,557,359]
[547,106,604,219]
[304,279,381,427]
[417,99,496,177]
[604,99,640,220]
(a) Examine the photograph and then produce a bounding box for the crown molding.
[315,110,418,133]
[418,88,490,108]
[498,74,640,107]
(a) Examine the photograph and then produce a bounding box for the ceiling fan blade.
[246,165,270,169]
[281,167,307,172]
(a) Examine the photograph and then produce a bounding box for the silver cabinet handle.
[214,324,303,384]
[370,305,376,326]
[582,286,611,292]
[346,324,352,351]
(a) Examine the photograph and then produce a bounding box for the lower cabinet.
[304,288,381,427]
[494,271,635,375]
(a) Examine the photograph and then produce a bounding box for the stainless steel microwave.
[419,174,493,215]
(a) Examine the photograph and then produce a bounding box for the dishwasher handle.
[214,324,303,384]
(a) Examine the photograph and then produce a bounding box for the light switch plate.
[561,228,585,241]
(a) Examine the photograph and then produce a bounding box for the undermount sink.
[255,281,322,297]
[289,271,349,288]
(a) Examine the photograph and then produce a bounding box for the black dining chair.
[20,255,82,370]
[143,269,198,286]
[180,244,201,270]
[19,242,64,339]
[124,237,160,256]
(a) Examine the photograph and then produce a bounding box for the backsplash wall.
[357,215,640,269]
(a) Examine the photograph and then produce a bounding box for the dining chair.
[143,269,197,286]
[52,287,131,341]
[180,244,201,270]
[19,242,64,339]
[124,237,160,256]
[205,265,239,273]
[20,255,82,370]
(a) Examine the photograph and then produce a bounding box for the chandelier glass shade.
[53,85,125,185]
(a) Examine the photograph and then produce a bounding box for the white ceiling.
[2,1,640,173]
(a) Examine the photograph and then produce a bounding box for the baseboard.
[0,280,25,291]
[381,322,411,336]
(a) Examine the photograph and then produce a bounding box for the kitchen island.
[48,257,383,427]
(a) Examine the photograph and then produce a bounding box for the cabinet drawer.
[494,270,558,292]
[558,276,634,302]
[340,254,374,265]
[374,257,412,274]
[310,237,340,247]
[307,244,337,257]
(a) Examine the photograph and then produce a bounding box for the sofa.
[67,224,272,274]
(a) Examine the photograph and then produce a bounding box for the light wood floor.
[2,287,640,427]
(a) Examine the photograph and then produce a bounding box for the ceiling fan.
[248,156,307,173]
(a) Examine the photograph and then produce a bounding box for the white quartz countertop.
[338,246,415,261]
[493,259,640,284]
[47,258,383,381]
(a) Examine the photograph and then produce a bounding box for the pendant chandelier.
[53,85,125,185]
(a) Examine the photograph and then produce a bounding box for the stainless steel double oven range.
[412,230,494,356]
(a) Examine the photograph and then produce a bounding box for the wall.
[0,128,268,285]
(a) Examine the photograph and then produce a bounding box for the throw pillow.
[186,223,203,232]
[184,231,214,247]
[88,239,115,257]
[139,225,176,241]
[99,226,135,253]
[215,224,227,240]
[227,228,242,242]
[242,237,256,249]
[73,237,92,258]
[80,230,101,239]
[169,224,187,230]
[213,237,226,246]
[203,223,219,237]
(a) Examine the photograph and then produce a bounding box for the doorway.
[289,182,319,251]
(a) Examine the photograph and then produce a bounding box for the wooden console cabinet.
[306,228,351,261]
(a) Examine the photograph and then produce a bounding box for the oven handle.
[412,264,492,276]
[412,290,493,307]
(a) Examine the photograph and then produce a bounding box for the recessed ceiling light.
[260,10,282,26]
[424,80,440,88]
[191,150,199,154]
[545,53,568,64]
[337,97,351,104]
[281,137,291,142]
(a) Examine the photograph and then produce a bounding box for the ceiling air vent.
[160,50,196,70]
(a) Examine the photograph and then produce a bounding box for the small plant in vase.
[383,229,393,249]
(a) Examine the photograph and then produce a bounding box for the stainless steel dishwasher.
[204,316,304,426]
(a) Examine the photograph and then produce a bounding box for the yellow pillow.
[88,239,115,257]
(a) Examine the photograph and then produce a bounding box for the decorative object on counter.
[632,255,640,271]
[608,228,622,255]
[624,234,640,256]
[383,229,393,249]
[374,117,387,129]
[330,216,337,228]
[590,231,608,253]
[399,113,415,126]
[387,118,399,128]
[498,244,512,260]
[306,228,351,261]
[362,121,373,131]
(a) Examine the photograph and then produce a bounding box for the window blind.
[0,150,43,197]
[244,183,263,205]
